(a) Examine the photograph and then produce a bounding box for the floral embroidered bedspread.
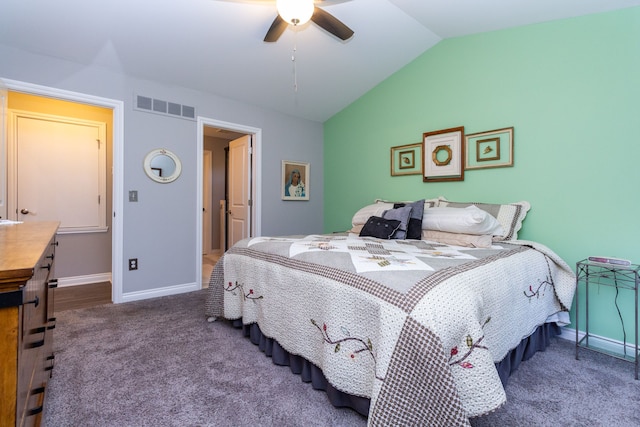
[205,234,575,426]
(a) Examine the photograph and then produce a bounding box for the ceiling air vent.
[135,95,196,121]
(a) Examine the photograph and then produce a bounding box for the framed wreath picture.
[390,143,422,176]
[282,160,309,201]
[465,127,514,170]
[422,126,465,182]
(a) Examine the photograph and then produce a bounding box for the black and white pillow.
[359,216,402,239]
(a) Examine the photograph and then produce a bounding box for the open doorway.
[1,78,124,303]
[198,118,262,288]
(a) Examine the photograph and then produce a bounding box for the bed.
[205,197,575,426]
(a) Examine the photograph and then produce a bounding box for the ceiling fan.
[225,0,354,42]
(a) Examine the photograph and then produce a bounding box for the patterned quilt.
[205,234,575,426]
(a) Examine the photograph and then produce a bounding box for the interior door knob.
[20,208,30,215]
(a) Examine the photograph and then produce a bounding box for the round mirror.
[143,149,182,183]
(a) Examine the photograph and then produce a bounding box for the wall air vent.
[134,94,196,121]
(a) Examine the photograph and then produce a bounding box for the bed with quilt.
[205,197,575,426]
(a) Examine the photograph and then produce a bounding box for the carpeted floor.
[43,290,640,426]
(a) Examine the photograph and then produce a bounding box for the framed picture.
[390,143,422,176]
[465,127,514,170]
[282,160,309,201]
[422,126,465,182]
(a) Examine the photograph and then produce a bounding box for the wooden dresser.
[0,221,59,427]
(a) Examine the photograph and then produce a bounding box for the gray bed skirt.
[230,319,560,418]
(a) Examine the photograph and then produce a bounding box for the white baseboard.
[560,326,638,356]
[120,282,200,303]
[56,273,112,288]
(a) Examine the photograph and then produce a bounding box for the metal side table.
[575,259,639,379]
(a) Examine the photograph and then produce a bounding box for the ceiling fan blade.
[264,15,288,42]
[311,7,354,41]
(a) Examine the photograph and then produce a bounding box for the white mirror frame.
[143,148,182,183]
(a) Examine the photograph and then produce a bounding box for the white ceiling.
[2,0,639,122]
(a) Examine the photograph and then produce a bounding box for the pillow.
[393,199,425,240]
[350,198,437,233]
[421,229,493,248]
[359,216,402,239]
[350,201,395,232]
[422,206,504,236]
[436,197,531,241]
[382,205,413,239]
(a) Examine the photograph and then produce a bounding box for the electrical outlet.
[128,258,138,270]
[129,190,138,202]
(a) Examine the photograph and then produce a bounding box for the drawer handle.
[27,339,45,349]
[27,406,43,416]
[27,386,46,416]
[41,263,51,271]
[47,354,55,377]
[31,326,46,334]
[46,254,55,260]
[25,295,39,307]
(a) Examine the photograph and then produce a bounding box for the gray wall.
[0,43,324,298]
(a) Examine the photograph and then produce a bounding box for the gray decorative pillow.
[382,205,413,240]
[393,199,425,240]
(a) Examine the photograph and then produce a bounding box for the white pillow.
[436,197,531,241]
[422,206,504,236]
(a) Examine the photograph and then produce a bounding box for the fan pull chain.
[292,26,299,92]
[292,44,298,92]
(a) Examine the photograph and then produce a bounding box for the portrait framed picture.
[465,127,514,170]
[390,143,422,176]
[422,126,465,182]
[282,160,309,201]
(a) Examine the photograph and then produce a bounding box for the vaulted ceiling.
[2,0,639,122]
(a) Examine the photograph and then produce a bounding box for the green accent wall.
[324,8,640,344]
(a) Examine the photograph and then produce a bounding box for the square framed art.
[422,126,465,182]
[465,127,514,170]
[390,143,422,176]
[282,160,309,200]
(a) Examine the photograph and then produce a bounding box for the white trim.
[196,117,262,290]
[56,273,112,288]
[560,326,638,357]
[1,78,124,304]
[0,86,8,220]
[121,282,199,303]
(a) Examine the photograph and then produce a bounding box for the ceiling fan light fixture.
[277,0,314,26]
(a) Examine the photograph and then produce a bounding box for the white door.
[10,113,107,232]
[202,150,212,255]
[227,135,251,248]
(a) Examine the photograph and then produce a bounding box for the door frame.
[196,117,261,289]
[202,149,212,255]
[1,78,124,303]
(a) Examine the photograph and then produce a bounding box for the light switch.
[129,190,138,202]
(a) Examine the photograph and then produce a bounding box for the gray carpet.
[43,290,640,426]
